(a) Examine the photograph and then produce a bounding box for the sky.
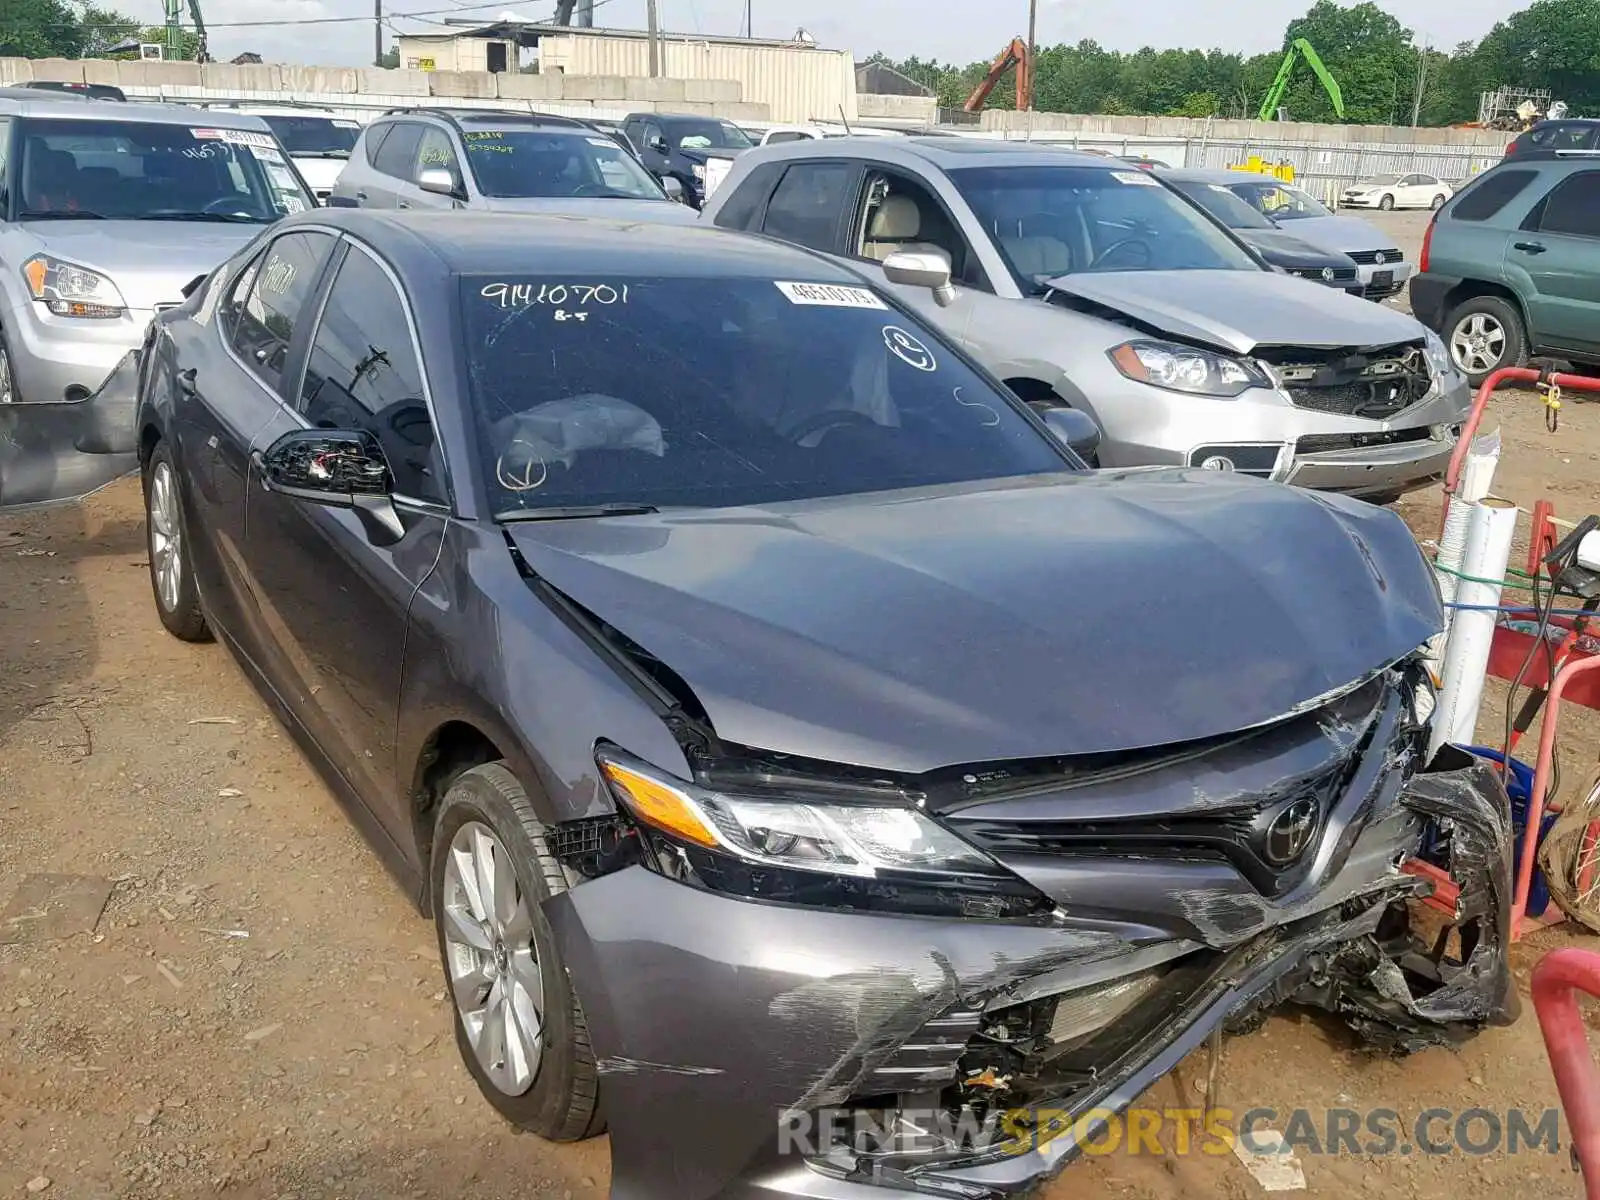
[191,0,1528,69]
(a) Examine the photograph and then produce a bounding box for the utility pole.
[745,0,753,38]
[374,0,384,68]
[646,0,661,76]
[1026,0,1038,111]
[1410,35,1430,126]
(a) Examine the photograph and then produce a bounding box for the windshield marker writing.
[883,326,937,372]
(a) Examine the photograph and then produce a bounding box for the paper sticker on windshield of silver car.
[883,326,937,372]
[222,130,279,150]
[774,281,887,310]
[1111,170,1158,185]
[256,146,285,163]
[586,136,619,149]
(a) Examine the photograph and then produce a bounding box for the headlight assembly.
[23,255,127,319]
[1421,328,1456,380]
[596,747,1053,919]
[1109,340,1268,398]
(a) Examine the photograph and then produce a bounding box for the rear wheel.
[1430,193,1447,210]
[1378,193,1396,211]
[1445,295,1528,387]
[143,442,210,642]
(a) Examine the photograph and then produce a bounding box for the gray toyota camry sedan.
[130,210,1513,1198]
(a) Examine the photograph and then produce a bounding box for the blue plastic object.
[1466,745,1554,918]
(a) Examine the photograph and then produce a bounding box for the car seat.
[863,194,952,265]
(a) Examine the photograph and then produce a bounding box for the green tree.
[0,0,88,58]
[74,5,140,56]
[1281,1,1415,123]
[1475,0,1600,112]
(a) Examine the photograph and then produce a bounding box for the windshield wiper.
[496,503,661,522]
[18,209,106,220]
[135,211,269,223]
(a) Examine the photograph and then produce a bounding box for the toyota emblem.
[1263,797,1320,866]
[1373,251,1387,266]
[1320,267,1335,282]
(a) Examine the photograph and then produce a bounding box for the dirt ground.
[3,209,1599,1200]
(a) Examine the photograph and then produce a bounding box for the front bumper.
[1356,260,1413,299]
[5,297,152,405]
[545,746,1515,1200]
[0,349,140,508]
[1340,194,1385,209]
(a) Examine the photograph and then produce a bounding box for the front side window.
[1226,180,1332,221]
[13,118,314,222]
[230,230,335,391]
[763,162,854,251]
[666,119,753,152]
[260,115,359,159]
[461,274,1071,517]
[459,128,666,200]
[951,165,1261,292]
[416,127,462,186]
[1172,181,1274,229]
[300,248,443,504]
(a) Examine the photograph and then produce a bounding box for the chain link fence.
[1182,138,1512,205]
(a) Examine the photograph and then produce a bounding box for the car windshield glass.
[1227,181,1331,221]
[260,115,359,157]
[670,120,753,150]
[461,275,1072,516]
[13,117,314,221]
[460,129,666,200]
[1174,182,1275,229]
[950,165,1261,291]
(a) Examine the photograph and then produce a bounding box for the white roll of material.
[1430,496,1520,757]
[1426,428,1503,673]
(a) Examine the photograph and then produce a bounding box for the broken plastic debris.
[218,788,244,798]
[188,717,239,725]
[200,927,250,939]
[243,1022,284,1042]
[962,1066,1012,1090]
[1231,1128,1306,1191]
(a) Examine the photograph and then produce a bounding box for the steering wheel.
[787,409,880,445]
[1090,238,1154,269]
[201,196,254,216]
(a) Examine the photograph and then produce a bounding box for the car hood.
[676,146,748,165]
[14,220,263,310]
[476,196,700,223]
[506,472,1440,773]
[1044,270,1423,354]
[1235,227,1357,269]
[1266,214,1394,255]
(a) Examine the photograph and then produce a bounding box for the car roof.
[293,210,871,281]
[737,136,1114,171]
[0,95,272,130]
[377,107,594,131]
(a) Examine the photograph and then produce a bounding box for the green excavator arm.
[1258,37,1344,122]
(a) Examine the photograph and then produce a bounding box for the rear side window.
[762,161,854,252]
[1450,170,1537,221]
[363,122,393,166]
[712,160,784,231]
[230,231,336,393]
[1537,171,1600,239]
[372,122,424,180]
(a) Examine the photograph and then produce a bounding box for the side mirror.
[417,167,460,198]
[882,250,956,308]
[256,428,404,543]
[1041,407,1102,463]
[661,175,685,203]
[648,135,668,154]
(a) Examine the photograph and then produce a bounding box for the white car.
[757,124,905,146]
[1340,172,1454,211]
[201,105,363,203]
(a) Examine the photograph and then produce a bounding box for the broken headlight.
[596,747,1054,919]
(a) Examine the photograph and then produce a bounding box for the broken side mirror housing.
[882,250,956,308]
[1041,407,1102,463]
[256,428,403,543]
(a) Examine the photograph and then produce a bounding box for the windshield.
[1171,181,1275,230]
[668,120,753,151]
[951,165,1261,291]
[461,129,667,200]
[259,115,359,157]
[1225,181,1332,221]
[462,275,1071,516]
[13,118,314,222]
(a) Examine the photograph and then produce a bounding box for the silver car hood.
[1267,214,1395,255]
[476,196,700,223]
[1044,270,1425,354]
[13,220,263,311]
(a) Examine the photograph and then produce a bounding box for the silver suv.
[702,138,1469,501]
[0,95,313,407]
[330,107,696,223]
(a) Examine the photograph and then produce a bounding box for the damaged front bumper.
[545,740,1516,1200]
[0,349,140,509]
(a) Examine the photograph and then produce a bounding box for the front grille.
[1289,266,1359,285]
[1297,427,1433,455]
[1347,248,1404,265]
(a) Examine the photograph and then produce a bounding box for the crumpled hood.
[1046,269,1424,354]
[476,196,699,223]
[508,472,1441,773]
[13,220,261,310]
[1269,214,1399,256]
[1235,227,1358,271]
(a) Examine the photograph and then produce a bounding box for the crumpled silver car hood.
[1044,269,1426,355]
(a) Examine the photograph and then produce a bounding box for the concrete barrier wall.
[857,93,938,125]
[979,108,1516,150]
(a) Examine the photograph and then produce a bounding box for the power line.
[56,1,545,32]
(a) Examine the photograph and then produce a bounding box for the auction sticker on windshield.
[774,281,887,309]
[1112,170,1159,185]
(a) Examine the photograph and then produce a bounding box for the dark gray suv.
[329,107,696,222]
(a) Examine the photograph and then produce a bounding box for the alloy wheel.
[441,821,545,1097]
[148,462,183,614]
[1450,312,1506,376]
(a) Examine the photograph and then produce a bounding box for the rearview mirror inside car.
[882,250,957,308]
[256,429,404,543]
[661,176,686,202]
[1040,407,1102,463]
[417,168,460,198]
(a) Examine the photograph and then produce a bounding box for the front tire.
[1445,294,1528,387]
[143,442,210,642]
[1378,193,1396,211]
[431,763,603,1141]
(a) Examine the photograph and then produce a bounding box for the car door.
[362,121,424,209]
[1400,174,1429,207]
[1507,169,1600,356]
[406,125,465,210]
[243,237,450,823]
[638,119,670,178]
[174,229,340,640]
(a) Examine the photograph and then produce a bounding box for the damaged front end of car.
[540,652,1516,1200]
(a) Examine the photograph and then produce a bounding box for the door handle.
[398,201,412,210]
[355,190,368,202]
[1514,241,1548,254]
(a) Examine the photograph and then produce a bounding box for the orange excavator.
[963,36,1033,112]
